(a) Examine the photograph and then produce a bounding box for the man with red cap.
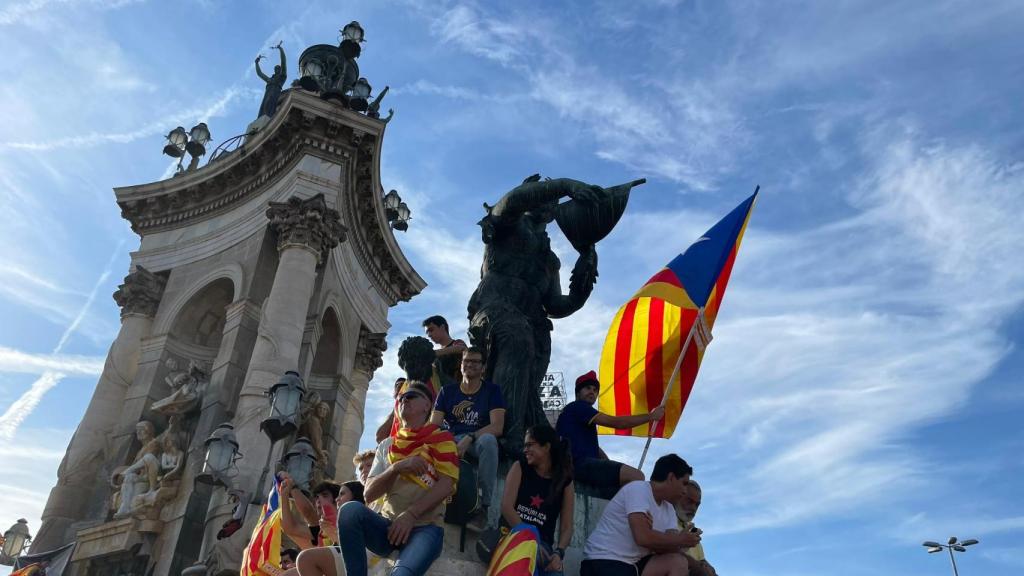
[556,371,664,499]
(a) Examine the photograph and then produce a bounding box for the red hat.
[575,370,599,393]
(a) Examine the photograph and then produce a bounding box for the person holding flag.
[241,475,285,576]
[337,380,459,576]
[556,371,665,499]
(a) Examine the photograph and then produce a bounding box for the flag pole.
[637,307,704,470]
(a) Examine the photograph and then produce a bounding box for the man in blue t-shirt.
[556,371,664,500]
[430,346,505,529]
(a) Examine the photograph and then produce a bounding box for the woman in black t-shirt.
[500,424,576,575]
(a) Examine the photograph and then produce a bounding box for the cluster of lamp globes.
[161,122,213,175]
[195,371,317,492]
[383,189,411,231]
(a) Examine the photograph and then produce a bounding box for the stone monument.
[31,25,424,575]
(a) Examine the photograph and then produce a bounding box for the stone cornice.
[115,89,424,307]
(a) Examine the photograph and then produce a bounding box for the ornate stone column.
[335,329,386,480]
[231,194,345,494]
[32,267,167,552]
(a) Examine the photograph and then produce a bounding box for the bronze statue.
[255,42,287,118]
[468,175,643,454]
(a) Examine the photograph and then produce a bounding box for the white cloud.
[0,347,104,376]
[0,0,143,26]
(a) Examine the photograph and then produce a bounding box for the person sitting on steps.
[430,346,505,531]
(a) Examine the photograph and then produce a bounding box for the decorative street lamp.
[349,77,372,112]
[341,21,365,44]
[260,371,306,442]
[392,201,411,232]
[922,536,979,576]
[281,437,318,490]
[195,423,242,488]
[383,189,401,221]
[162,122,213,174]
[0,519,31,566]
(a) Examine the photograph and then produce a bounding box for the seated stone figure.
[337,381,458,576]
[111,420,185,520]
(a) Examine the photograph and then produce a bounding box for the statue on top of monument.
[468,175,643,454]
[255,42,287,119]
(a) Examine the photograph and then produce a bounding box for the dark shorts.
[580,556,653,576]
[576,457,624,500]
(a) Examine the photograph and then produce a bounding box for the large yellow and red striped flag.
[486,524,541,576]
[598,191,757,438]
[240,476,283,576]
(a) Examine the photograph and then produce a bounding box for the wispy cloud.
[0,0,143,26]
[0,347,105,376]
[0,86,254,152]
[0,243,121,439]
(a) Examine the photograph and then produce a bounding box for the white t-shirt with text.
[583,481,679,564]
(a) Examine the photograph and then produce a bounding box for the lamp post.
[195,423,242,488]
[922,536,979,576]
[383,189,401,221]
[393,201,411,232]
[349,77,372,112]
[281,437,318,491]
[253,371,306,504]
[162,122,212,174]
[0,519,31,566]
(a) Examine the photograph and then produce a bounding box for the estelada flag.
[598,191,757,438]
[486,523,542,576]
[240,475,283,576]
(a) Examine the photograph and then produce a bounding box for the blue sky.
[1,1,1022,574]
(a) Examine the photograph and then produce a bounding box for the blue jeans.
[455,432,498,507]
[337,501,444,576]
[538,540,564,576]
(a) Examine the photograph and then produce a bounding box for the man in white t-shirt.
[581,454,700,576]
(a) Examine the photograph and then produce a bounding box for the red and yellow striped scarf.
[388,423,459,491]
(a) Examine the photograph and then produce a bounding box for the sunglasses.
[400,391,428,402]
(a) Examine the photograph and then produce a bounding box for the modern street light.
[922,536,979,576]
[0,519,31,566]
[162,122,212,174]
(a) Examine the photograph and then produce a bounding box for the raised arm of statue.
[255,56,271,82]
[276,43,287,78]
[544,244,598,318]
[489,176,603,221]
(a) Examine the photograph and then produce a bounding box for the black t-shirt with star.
[512,456,566,545]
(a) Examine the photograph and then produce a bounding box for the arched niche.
[310,307,341,376]
[168,278,235,350]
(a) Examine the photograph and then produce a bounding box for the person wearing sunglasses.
[336,381,459,576]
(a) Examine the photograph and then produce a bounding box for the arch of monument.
[31,88,424,575]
